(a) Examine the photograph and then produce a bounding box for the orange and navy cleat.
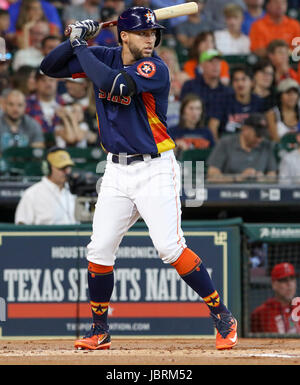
[211,312,238,350]
[74,324,111,350]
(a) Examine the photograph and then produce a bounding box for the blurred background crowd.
[1,0,300,185]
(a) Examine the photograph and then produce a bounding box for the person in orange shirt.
[249,0,300,57]
[183,30,230,86]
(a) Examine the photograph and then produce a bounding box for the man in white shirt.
[214,3,250,55]
[15,147,77,225]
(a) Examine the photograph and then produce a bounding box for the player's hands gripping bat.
[68,20,102,45]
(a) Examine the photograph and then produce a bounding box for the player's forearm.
[73,45,119,91]
[40,40,75,78]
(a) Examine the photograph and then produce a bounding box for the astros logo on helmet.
[117,6,165,47]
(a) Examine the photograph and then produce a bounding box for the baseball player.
[40,6,238,350]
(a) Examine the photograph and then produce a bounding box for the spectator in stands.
[169,93,214,158]
[11,65,37,96]
[40,35,62,57]
[8,0,63,39]
[241,0,265,36]
[266,39,299,85]
[15,146,77,225]
[61,77,90,109]
[93,6,119,47]
[208,65,265,139]
[279,130,300,184]
[26,70,64,138]
[252,58,276,111]
[12,0,61,49]
[55,103,97,148]
[206,113,277,183]
[0,89,44,152]
[183,31,230,85]
[102,0,125,15]
[180,49,232,137]
[265,78,300,141]
[250,0,300,57]
[157,46,190,127]
[174,0,212,50]
[203,0,246,31]
[251,262,300,334]
[62,0,101,26]
[12,20,50,72]
[0,9,14,51]
[0,54,12,97]
[214,3,250,55]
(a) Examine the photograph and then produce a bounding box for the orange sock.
[171,248,202,276]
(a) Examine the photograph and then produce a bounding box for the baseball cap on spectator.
[199,49,222,63]
[271,262,296,281]
[47,149,74,169]
[277,78,299,94]
[242,113,269,138]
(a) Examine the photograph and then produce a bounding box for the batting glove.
[80,19,102,40]
[69,20,102,47]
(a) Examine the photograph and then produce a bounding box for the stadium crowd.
[1,0,300,184]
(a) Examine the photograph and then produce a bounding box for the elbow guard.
[109,71,137,98]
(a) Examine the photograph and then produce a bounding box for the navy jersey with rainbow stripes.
[68,45,175,155]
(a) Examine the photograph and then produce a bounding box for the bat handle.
[64,20,117,37]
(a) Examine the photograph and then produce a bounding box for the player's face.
[272,277,297,303]
[126,29,157,60]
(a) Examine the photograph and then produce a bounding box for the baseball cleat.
[211,312,238,350]
[74,324,111,350]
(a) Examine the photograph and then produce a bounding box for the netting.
[243,236,300,337]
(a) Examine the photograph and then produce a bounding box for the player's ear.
[120,31,129,45]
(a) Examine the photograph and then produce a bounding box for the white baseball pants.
[86,150,187,266]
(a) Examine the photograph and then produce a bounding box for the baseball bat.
[64,2,199,36]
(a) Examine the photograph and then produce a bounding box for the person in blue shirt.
[8,0,63,36]
[169,93,215,159]
[180,49,233,139]
[208,64,266,139]
[241,0,265,35]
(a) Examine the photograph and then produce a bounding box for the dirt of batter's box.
[0,338,300,365]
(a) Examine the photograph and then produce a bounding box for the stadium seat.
[65,147,107,173]
[179,148,212,162]
[2,147,45,176]
[179,148,212,177]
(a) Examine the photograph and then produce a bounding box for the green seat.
[2,147,45,176]
[179,148,212,162]
[179,148,212,177]
[66,147,107,174]
[223,55,250,65]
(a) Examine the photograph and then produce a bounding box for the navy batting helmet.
[117,7,165,47]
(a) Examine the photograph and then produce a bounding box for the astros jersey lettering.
[69,46,175,155]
